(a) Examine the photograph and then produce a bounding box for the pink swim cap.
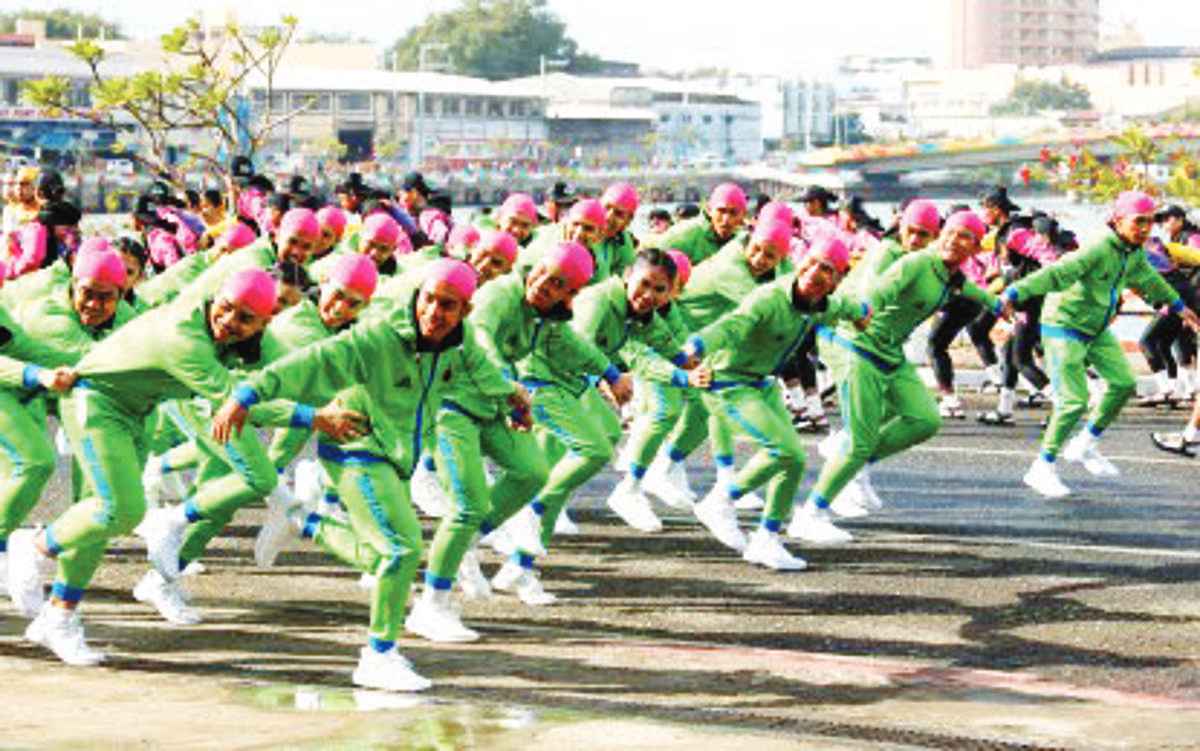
[901,199,941,234]
[479,229,518,263]
[542,241,595,291]
[421,258,478,302]
[709,183,748,213]
[278,208,320,240]
[1006,228,1035,253]
[757,201,794,227]
[752,219,793,254]
[809,234,850,274]
[78,237,111,257]
[447,224,481,254]
[664,248,692,286]
[221,221,257,251]
[316,206,347,239]
[601,182,639,214]
[147,228,181,269]
[72,248,127,288]
[420,209,451,246]
[220,267,277,318]
[1112,190,1156,220]
[499,193,538,223]
[327,253,378,300]
[568,198,606,227]
[943,210,987,240]
[363,213,401,246]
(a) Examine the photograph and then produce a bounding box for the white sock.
[169,503,190,526]
[788,386,806,408]
[1184,423,1198,443]
[986,364,1003,383]
[998,388,1016,414]
[626,473,642,492]
[1155,371,1171,393]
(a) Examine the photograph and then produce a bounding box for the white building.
[248,67,547,165]
[505,73,763,165]
[688,74,836,150]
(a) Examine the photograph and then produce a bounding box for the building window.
[510,100,526,118]
[724,114,734,124]
[294,93,330,113]
[660,114,670,123]
[443,97,461,116]
[702,114,712,124]
[465,98,483,116]
[337,92,371,112]
[487,98,505,117]
[681,114,692,123]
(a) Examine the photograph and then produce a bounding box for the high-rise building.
[946,0,1101,69]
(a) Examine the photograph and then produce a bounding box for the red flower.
[1019,166,1032,185]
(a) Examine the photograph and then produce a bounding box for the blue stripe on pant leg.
[79,435,115,525]
[0,434,25,480]
[721,397,778,458]
[436,433,469,513]
[532,403,578,456]
[356,471,405,576]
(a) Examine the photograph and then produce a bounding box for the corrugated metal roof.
[0,44,152,78]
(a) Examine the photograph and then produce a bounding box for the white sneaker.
[25,603,105,666]
[405,591,480,643]
[351,646,431,692]
[480,525,516,557]
[491,560,557,606]
[553,509,580,535]
[742,528,807,571]
[1062,434,1120,478]
[142,456,168,509]
[6,528,52,617]
[181,560,207,577]
[605,481,663,533]
[817,430,846,461]
[787,504,854,546]
[830,484,870,518]
[692,487,747,552]
[939,395,965,419]
[409,461,448,518]
[140,506,187,581]
[133,569,201,625]
[456,550,492,600]
[505,506,547,556]
[732,490,766,510]
[254,486,301,568]
[293,459,326,507]
[857,471,884,511]
[1023,458,1071,498]
[642,457,696,510]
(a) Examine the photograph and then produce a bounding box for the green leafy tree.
[0,8,122,39]
[990,78,1093,116]
[387,0,602,80]
[23,16,306,184]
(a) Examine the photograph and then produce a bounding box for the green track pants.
[1040,328,1135,458]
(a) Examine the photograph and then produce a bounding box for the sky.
[4,0,1199,75]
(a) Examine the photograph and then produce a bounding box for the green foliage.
[0,8,122,39]
[23,16,302,184]
[990,78,1093,116]
[387,0,600,80]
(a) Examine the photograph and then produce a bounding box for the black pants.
[1139,273,1199,378]
[777,328,819,390]
[927,296,998,392]
[1003,299,1049,390]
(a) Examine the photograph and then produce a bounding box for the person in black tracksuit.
[1138,206,1200,405]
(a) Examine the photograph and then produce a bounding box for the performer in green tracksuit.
[516,198,610,284]
[799,210,999,546]
[1,249,136,563]
[679,236,866,565]
[642,182,748,265]
[180,208,319,306]
[1003,191,1200,498]
[642,218,794,509]
[5,268,282,667]
[0,260,81,589]
[212,259,526,693]
[475,193,538,248]
[574,249,707,535]
[598,182,641,278]
[136,222,257,309]
[404,230,540,642]
[815,199,942,511]
[466,242,629,606]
